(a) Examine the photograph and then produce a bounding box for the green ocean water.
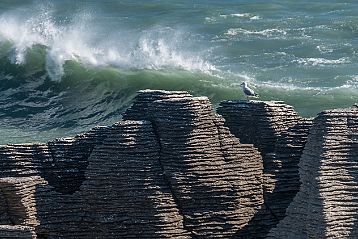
[0,0,357,144]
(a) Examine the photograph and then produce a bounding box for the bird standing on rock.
[240,82,259,101]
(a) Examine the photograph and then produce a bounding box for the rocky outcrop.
[0,90,356,239]
[0,90,264,238]
[0,225,36,238]
[217,100,312,237]
[0,126,109,194]
[124,91,264,238]
[267,107,358,238]
[217,100,300,155]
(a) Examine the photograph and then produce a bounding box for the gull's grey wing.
[243,87,256,96]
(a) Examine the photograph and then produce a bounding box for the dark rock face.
[124,91,264,238]
[217,100,300,155]
[0,90,356,239]
[217,100,312,237]
[267,107,358,239]
[0,225,36,238]
[0,90,264,238]
[0,126,109,194]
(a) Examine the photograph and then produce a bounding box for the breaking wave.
[0,1,357,144]
[0,6,217,81]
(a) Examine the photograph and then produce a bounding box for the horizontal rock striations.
[78,120,190,238]
[0,89,356,239]
[217,100,300,155]
[0,225,36,239]
[267,107,358,239]
[0,90,264,238]
[122,90,192,121]
[263,119,312,219]
[0,126,110,194]
[124,90,264,238]
[217,100,312,237]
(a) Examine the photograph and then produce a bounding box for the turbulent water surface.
[0,0,357,143]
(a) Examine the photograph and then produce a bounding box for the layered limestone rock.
[0,90,264,238]
[124,90,264,238]
[217,100,312,237]
[217,100,300,155]
[77,121,190,238]
[0,89,356,238]
[0,126,109,194]
[264,119,312,219]
[267,107,358,239]
[0,225,36,239]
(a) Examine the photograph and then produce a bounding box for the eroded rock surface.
[124,91,264,238]
[217,100,312,237]
[0,90,264,238]
[0,90,356,239]
[267,107,358,239]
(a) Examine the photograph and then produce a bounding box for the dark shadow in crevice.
[233,120,312,238]
[148,100,239,238]
[34,127,110,195]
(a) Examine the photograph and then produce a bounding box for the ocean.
[0,0,357,144]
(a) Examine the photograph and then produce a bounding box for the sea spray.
[0,0,356,144]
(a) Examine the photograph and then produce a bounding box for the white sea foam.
[229,13,251,18]
[220,13,261,20]
[316,45,334,53]
[247,77,358,93]
[0,6,217,81]
[225,28,287,37]
[205,12,260,24]
[294,57,350,66]
[339,75,358,89]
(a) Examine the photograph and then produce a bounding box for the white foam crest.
[228,72,357,92]
[253,79,358,92]
[339,75,358,89]
[294,57,350,66]
[0,11,53,64]
[0,7,217,81]
[316,45,334,53]
[131,35,216,73]
[205,13,261,23]
[225,28,287,37]
[220,13,261,20]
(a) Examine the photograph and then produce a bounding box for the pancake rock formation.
[217,101,313,237]
[267,108,358,238]
[0,89,356,239]
[0,90,264,238]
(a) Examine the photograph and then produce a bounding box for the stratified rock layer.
[0,225,36,239]
[124,91,264,238]
[217,100,312,237]
[0,90,264,238]
[0,90,356,239]
[267,107,358,239]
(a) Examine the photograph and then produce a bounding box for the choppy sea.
[0,0,357,143]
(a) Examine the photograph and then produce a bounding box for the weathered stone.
[0,225,36,239]
[267,107,358,238]
[0,90,356,239]
[217,100,312,237]
[124,92,264,238]
[0,90,264,238]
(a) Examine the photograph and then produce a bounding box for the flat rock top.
[319,107,358,115]
[138,89,190,95]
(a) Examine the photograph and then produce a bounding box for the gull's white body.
[240,82,258,100]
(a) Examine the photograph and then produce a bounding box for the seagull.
[240,82,259,101]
